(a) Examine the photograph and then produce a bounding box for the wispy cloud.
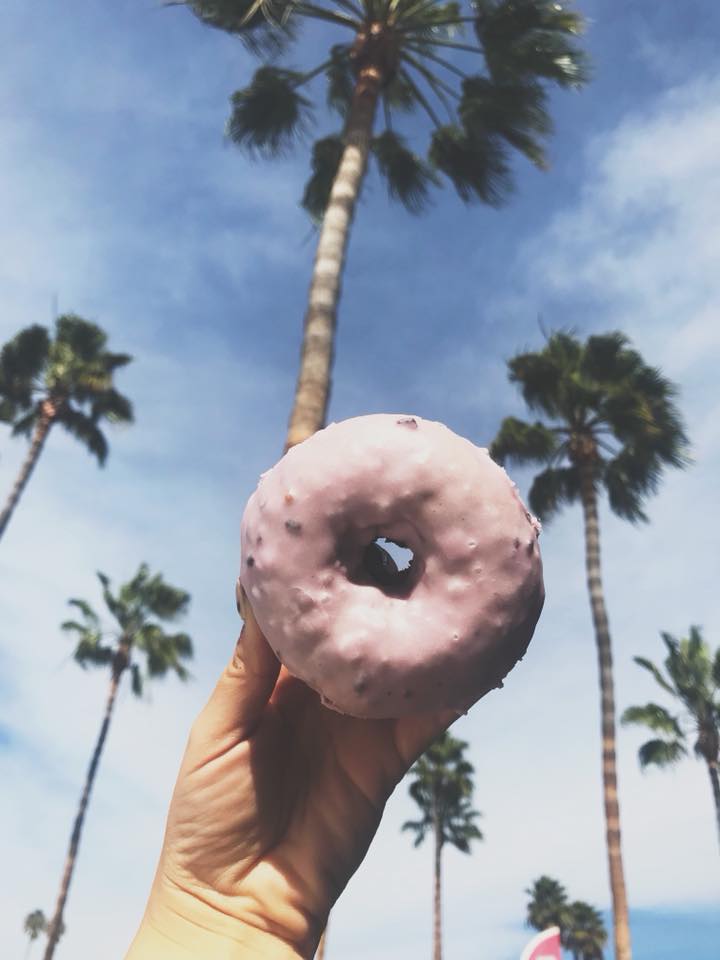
[514,71,720,371]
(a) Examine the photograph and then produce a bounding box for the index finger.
[190,585,280,748]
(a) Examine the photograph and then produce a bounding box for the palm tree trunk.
[43,668,123,959]
[0,406,54,542]
[433,815,442,960]
[707,761,720,850]
[284,64,382,450]
[579,464,632,960]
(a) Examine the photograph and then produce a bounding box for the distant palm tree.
[180,0,588,447]
[525,877,606,959]
[0,315,133,542]
[622,626,720,849]
[491,331,689,960]
[22,912,65,958]
[23,910,47,958]
[403,731,482,960]
[564,900,606,960]
[43,565,193,960]
[526,875,568,932]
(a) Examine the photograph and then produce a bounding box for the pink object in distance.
[519,926,562,960]
[239,414,544,719]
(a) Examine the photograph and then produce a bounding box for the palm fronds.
[372,129,437,212]
[429,124,510,203]
[301,135,345,220]
[491,330,689,527]
[228,66,313,155]
[179,0,589,215]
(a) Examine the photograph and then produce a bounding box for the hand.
[127,595,456,959]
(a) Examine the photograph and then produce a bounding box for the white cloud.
[517,72,720,376]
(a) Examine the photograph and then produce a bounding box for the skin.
[126,600,456,959]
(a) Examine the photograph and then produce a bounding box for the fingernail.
[236,579,250,620]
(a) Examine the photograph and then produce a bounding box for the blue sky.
[1,1,719,958]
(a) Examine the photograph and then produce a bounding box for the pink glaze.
[240,414,544,719]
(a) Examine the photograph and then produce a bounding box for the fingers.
[192,589,281,746]
[393,707,460,770]
[271,666,321,716]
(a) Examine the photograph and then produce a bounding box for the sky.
[1,1,719,958]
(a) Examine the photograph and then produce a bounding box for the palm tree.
[525,876,606,958]
[177,0,588,448]
[622,626,720,849]
[526,875,568,932]
[402,730,482,960]
[0,315,133,543]
[23,911,47,958]
[491,331,689,960]
[22,913,65,958]
[564,901,606,960]
[43,565,193,960]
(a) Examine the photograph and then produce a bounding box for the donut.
[239,414,544,719]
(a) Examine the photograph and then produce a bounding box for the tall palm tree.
[622,626,720,849]
[0,315,133,543]
[526,875,568,932]
[43,565,193,960]
[564,901,606,960]
[491,331,689,960]
[178,0,588,448]
[402,730,482,960]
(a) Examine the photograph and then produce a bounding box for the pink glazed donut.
[240,414,544,719]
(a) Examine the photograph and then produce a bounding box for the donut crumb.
[397,416,418,429]
[285,519,302,534]
[246,555,255,567]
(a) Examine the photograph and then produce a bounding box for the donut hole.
[374,537,414,571]
[351,537,420,597]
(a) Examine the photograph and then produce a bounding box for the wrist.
[126,920,303,960]
[126,888,308,960]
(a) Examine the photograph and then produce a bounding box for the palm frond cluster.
[491,331,690,523]
[63,565,193,696]
[526,875,607,960]
[183,0,587,218]
[623,627,720,770]
[0,315,133,465]
[403,730,482,852]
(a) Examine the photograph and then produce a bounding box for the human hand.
[126,591,456,959]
